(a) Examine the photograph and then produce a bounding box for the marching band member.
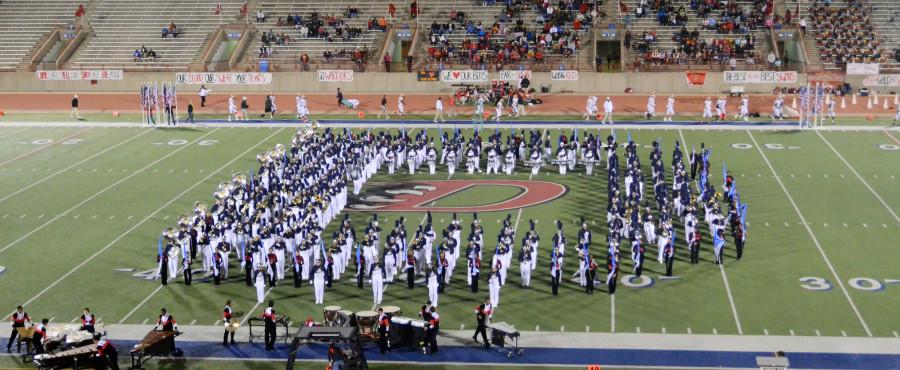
[32,318,48,355]
[487,265,502,307]
[81,307,96,333]
[663,233,675,276]
[426,264,439,307]
[585,254,598,294]
[583,144,596,176]
[427,143,437,175]
[486,145,499,175]
[556,147,567,175]
[405,249,416,289]
[437,250,449,293]
[223,300,236,345]
[293,249,305,287]
[518,241,533,288]
[312,259,327,304]
[550,246,562,295]
[93,333,119,370]
[631,234,645,276]
[6,305,30,352]
[606,249,619,294]
[254,264,267,303]
[504,147,515,175]
[447,146,457,175]
[472,297,491,347]
[468,243,481,293]
[154,308,177,332]
[262,301,276,351]
[529,148,542,176]
[370,255,386,305]
[377,307,390,354]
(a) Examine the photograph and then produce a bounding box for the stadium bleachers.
[68,0,244,71]
[620,0,774,70]
[243,0,401,70]
[415,0,596,72]
[0,0,86,71]
[860,0,900,68]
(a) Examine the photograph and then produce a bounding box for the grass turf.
[0,125,898,362]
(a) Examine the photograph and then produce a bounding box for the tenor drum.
[323,305,342,327]
[382,306,401,318]
[354,310,378,338]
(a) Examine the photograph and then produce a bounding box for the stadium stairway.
[67,0,244,71]
[0,0,87,71]
[241,0,401,71]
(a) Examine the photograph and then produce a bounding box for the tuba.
[232,172,247,188]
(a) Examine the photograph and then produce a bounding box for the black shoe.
[231,340,236,345]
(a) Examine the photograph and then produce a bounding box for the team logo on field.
[348,180,567,212]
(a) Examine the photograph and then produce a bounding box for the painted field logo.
[349,180,566,212]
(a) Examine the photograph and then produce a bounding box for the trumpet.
[164,227,177,241]
[194,201,207,215]
[178,214,190,228]
[232,172,247,187]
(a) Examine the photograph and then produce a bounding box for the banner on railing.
[36,70,123,81]
[846,63,879,75]
[497,70,532,81]
[722,71,797,84]
[862,74,900,87]
[175,72,272,85]
[440,70,489,83]
[685,71,707,86]
[317,69,354,82]
[416,71,439,81]
[550,70,579,81]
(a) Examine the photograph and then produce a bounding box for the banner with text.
[722,71,797,84]
[440,70,489,83]
[416,71,439,81]
[317,69,354,82]
[862,74,900,87]
[175,72,272,85]
[550,70,579,81]
[36,70,123,81]
[497,70,533,81]
[846,63,879,75]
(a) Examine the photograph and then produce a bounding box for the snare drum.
[382,306,401,318]
[323,305,342,327]
[354,310,378,338]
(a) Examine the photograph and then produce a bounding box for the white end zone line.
[815,131,900,224]
[679,128,743,335]
[12,128,284,320]
[747,130,872,337]
[0,128,221,254]
[0,129,154,204]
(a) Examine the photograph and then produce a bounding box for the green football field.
[0,121,899,350]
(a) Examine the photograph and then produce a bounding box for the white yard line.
[680,128,743,335]
[0,128,91,167]
[0,128,220,254]
[719,265,743,335]
[747,130,872,337]
[239,288,274,327]
[15,129,284,318]
[120,285,164,324]
[610,293,616,333]
[0,127,30,140]
[815,131,900,224]
[0,129,153,204]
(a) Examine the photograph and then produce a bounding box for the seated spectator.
[169,22,179,38]
[256,9,266,23]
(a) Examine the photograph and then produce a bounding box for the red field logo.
[348,180,567,213]
[587,366,601,370]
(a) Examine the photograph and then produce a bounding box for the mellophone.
[32,343,98,369]
[130,329,181,370]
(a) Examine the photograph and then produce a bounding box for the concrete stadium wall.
[0,71,817,95]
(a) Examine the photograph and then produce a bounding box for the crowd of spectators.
[808,0,889,66]
[453,80,542,107]
[423,0,597,69]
